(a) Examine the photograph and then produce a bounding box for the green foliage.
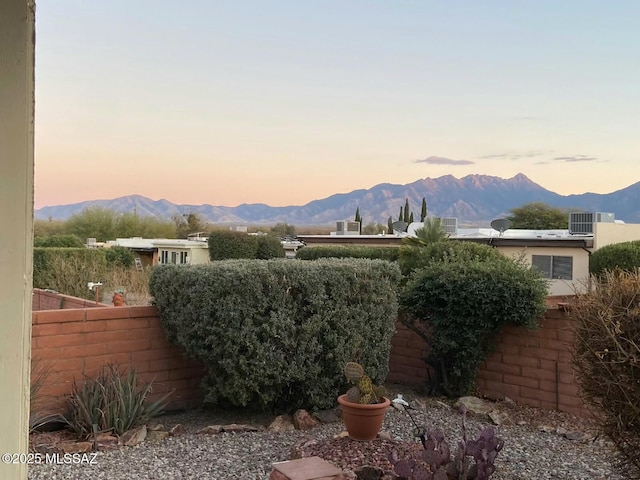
[34,234,85,248]
[173,212,207,238]
[343,362,387,404]
[105,246,135,268]
[64,206,117,242]
[399,240,506,277]
[66,364,172,439]
[572,270,640,479]
[506,202,569,229]
[34,219,66,237]
[401,218,447,251]
[401,258,547,396]
[255,235,285,259]
[362,223,387,235]
[208,231,258,260]
[388,217,393,233]
[354,207,361,223]
[149,259,401,411]
[589,240,640,276]
[296,246,400,262]
[420,197,427,222]
[403,198,411,224]
[270,223,296,237]
[114,212,177,239]
[33,248,108,299]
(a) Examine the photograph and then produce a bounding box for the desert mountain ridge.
[35,173,640,226]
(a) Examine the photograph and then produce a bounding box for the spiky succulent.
[343,362,386,404]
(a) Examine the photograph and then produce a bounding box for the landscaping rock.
[454,396,493,415]
[354,465,385,480]
[146,430,170,442]
[197,425,223,435]
[169,424,186,437]
[148,424,165,431]
[94,433,119,451]
[290,436,318,460]
[59,441,93,454]
[488,410,513,426]
[293,409,319,431]
[121,425,147,447]
[314,408,341,424]
[378,431,392,441]
[222,423,265,433]
[269,415,295,433]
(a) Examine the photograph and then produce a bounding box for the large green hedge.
[149,258,401,411]
[296,246,400,262]
[33,248,108,299]
[590,240,640,276]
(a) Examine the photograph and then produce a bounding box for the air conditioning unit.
[568,212,615,234]
[435,217,458,236]
[336,221,361,235]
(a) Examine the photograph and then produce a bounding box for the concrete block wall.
[387,308,588,416]
[31,306,204,413]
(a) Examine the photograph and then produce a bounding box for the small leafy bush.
[296,246,400,262]
[66,364,172,439]
[572,270,640,478]
[150,258,401,411]
[207,231,258,260]
[255,235,285,259]
[401,257,547,396]
[589,240,640,276]
[105,246,135,268]
[34,234,85,248]
[399,240,508,277]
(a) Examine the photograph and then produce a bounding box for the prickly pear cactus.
[344,362,364,383]
[346,386,361,403]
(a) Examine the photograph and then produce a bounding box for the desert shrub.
[572,270,640,478]
[207,231,258,260]
[33,248,107,299]
[296,246,400,262]
[66,364,172,439]
[399,240,508,277]
[255,235,285,259]
[101,267,151,305]
[589,240,640,276]
[34,234,85,248]
[149,258,401,411]
[401,258,547,396]
[105,246,135,268]
[30,357,65,432]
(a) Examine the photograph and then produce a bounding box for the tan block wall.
[32,288,109,311]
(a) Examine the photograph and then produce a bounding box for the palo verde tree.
[400,242,548,396]
[506,202,569,230]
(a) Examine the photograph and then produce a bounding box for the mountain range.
[35,173,640,226]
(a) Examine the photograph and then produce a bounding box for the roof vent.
[568,212,615,234]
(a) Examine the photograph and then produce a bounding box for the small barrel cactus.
[343,362,387,404]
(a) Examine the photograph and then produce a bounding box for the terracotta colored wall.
[388,308,588,416]
[31,306,204,413]
[32,288,110,311]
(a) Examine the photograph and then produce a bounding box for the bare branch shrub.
[572,269,640,478]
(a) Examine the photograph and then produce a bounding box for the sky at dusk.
[35,1,640,209]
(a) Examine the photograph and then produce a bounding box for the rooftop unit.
[336,221,361,235]
[568,212,615,235]
[435,217,458,236]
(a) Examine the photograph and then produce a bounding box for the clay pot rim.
[337,394,391,409]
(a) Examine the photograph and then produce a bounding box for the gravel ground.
[28,390,624,480]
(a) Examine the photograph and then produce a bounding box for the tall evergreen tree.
[403,198,410,224]
[354,206,361,223]
[420,197,428,222]
[387,216,393,233]
[409,212,414,223]
[399,206,404,222]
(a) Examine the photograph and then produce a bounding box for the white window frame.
[532,255,573,280]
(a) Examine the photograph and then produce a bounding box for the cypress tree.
[421,197,427,222]
[399,206,403,222]
[354,207,361,223]
[403,198,410,223]
[387,216,393,233]
[409,212,414,223]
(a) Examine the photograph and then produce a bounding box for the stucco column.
[0,1,35,478]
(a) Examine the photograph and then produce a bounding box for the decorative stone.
[121,425,147,446]
[354,465,385,480]
[148,424,165,431]
[454,396,493,415]
[565,431,591,442]
[378,430,392,441]
[270,456,345,480]
[314,408,341,424]
[59,441,93,454]
[269,415,295,433]
[488,410,513,426]
[146,430,170,442]
[169,424,187,436]
[290,437,318,459]
[197,425,223,435]
[222,423,265,433]
[94,433,119,451]
[293,410,319,431]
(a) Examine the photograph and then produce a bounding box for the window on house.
[160,250,168,264]
[180,251,188,264]
[532,255,573,280]
[170,252,178,264]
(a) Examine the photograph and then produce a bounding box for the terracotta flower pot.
[337,394,390,441]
